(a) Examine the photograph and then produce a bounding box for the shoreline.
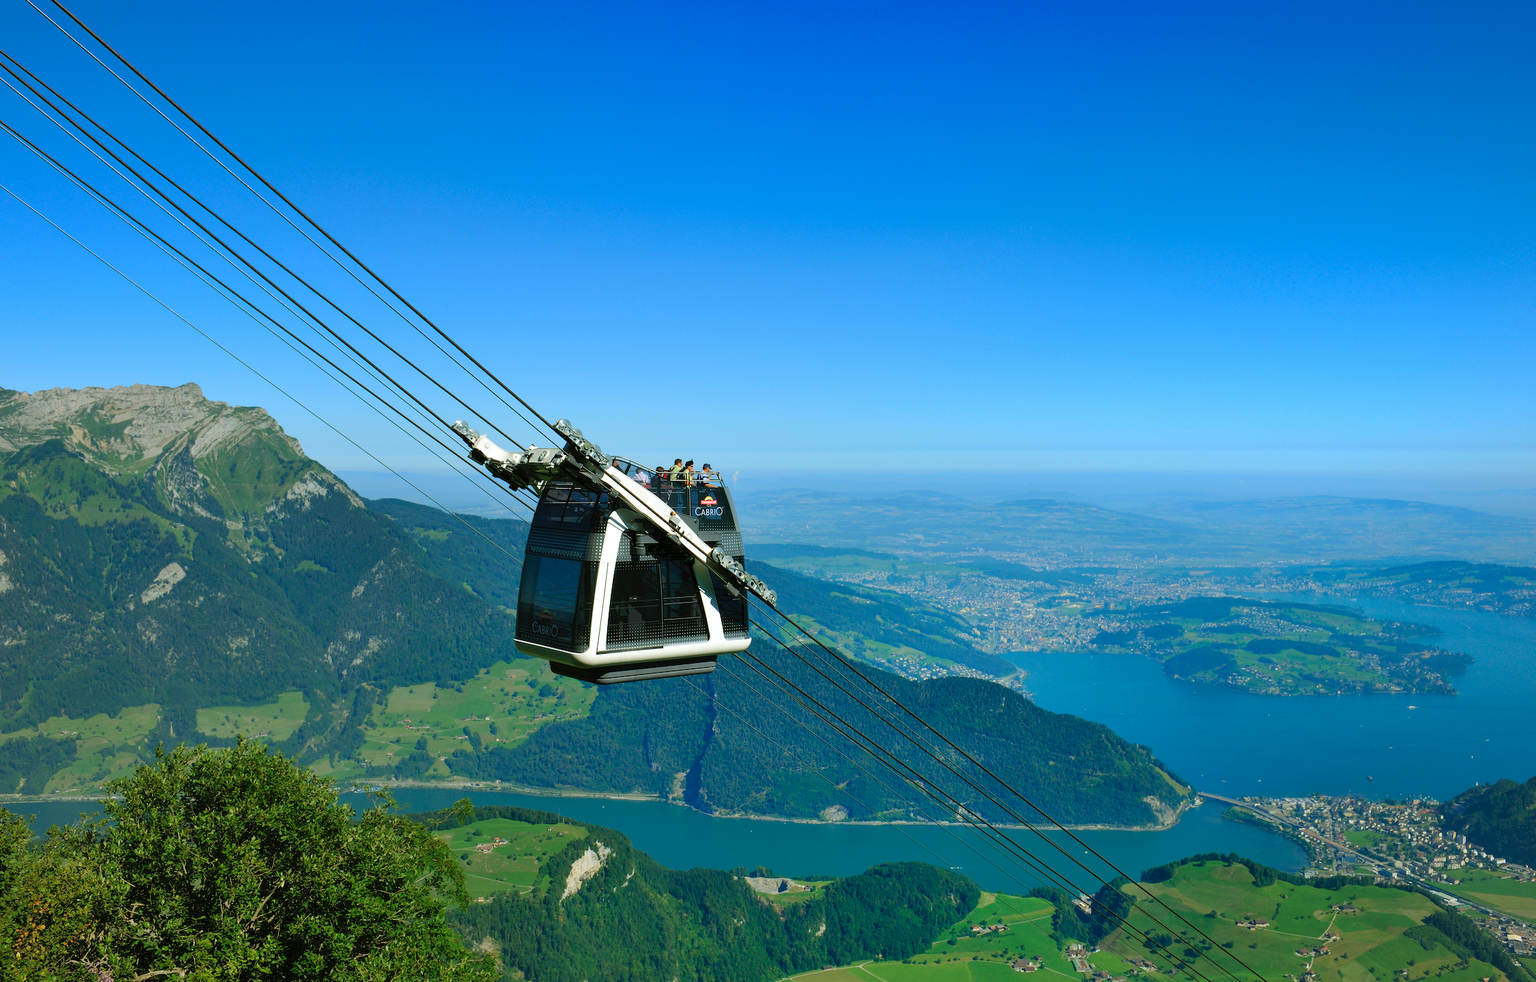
[1,783,1206,833]
[372,779,1206,831]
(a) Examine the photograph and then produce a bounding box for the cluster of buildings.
[1064,943,1093,974]
[860,650,1029,693]
[1238,793,1512,880]
[1230,794,1536,963]
[1484,913,1535,958]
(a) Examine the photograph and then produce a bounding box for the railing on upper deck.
[610,457,732,522]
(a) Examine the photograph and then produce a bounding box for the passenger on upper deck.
[697,464,717,487]
[667,458,684,483]
[682,460,695,485]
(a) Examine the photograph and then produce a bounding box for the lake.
[1012,593,1536,803]
[12,786,1304,893]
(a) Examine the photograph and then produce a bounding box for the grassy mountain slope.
[368,497,528,610]
[0,385,516,788]
[0,384,1190,826]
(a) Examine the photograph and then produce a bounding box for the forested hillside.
[430,802,978,982]
[0,384,1190,825]
[0,384,525,786]
[1440,776,1536,865]
[448,640,1192,826]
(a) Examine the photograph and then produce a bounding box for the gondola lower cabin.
[514,458,751,683]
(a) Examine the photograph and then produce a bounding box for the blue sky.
[1,1,1532,488]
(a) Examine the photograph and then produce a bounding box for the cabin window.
[605,559,709,650]
[516,556,596,652]
[532,485,607,528]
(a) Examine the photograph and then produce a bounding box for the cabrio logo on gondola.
[527,620,569,640]
[694,495,723,518]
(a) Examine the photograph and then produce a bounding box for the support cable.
[724,651,1216,982]
[0,115,536,523]
[754,604,1268,982]
[735,638,1227,982]
[0,64,475,467]
[0,74,542,518]
[38,0,561,440]
[694,665,1080,937]
[0,44,548,453]
[0,179,531,570]
[0,55,508,470]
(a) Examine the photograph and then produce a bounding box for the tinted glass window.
[532,485,607,528]
[605,559,709,650]
[517,555,595,652]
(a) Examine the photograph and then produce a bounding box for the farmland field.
[1446,869,1536,920]
[1108,859,1510,982]
[437,816,588,899]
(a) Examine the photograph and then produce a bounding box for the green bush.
[0,740,494,982]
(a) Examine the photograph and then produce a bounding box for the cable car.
[452,421,773,684]
[515,462,750,684]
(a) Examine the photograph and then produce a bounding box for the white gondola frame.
[512,493,751,673]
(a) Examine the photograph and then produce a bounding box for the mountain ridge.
[0,383,1193,827]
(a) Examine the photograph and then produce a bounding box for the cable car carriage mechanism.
[453,420,776,685]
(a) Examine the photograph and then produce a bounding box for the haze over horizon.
[2,1,1532,483]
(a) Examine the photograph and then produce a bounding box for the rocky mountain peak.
[1,383,344,554]
[0,383,303,471]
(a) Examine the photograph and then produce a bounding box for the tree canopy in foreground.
[0,739,495,982]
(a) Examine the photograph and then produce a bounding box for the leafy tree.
[0,740,495,982]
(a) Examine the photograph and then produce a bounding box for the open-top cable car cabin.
[453,420,776,684]
[516,463,749,683]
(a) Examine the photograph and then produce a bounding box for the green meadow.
[312,658,596,782]
[435,816,588,899]
[1110,859,1509,982]
[1444,869,1536,920]
[782,961,1039,980]
[196,690,310,742]
[783,892,1122,980]
[795,859,1523,982]
[0,658,597,794]
[0,703,163,793]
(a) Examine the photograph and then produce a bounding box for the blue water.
[11,785,1304,893]
[1012,593,1536,803]
[26,589,1523,891]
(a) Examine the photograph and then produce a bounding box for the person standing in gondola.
[668,458,685,483]
[697,464,717,487]
[682,460,695,485]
